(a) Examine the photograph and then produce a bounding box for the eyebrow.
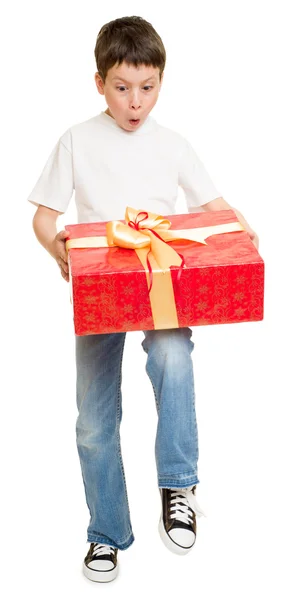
[111,76,156,83]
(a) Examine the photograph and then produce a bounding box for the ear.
[95,72,105,95]
[159,71,164,90]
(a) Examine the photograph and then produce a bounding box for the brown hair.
[94,16,166,83]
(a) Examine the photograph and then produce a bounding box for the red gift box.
[66,209,264,336]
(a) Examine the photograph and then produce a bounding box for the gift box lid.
[66,210,263,277]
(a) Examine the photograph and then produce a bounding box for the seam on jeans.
[194,388,199,463]
[142,335,160,413]
[158,470,198,477]
[158,479,199,488]
[149,378,160,413]
[87,532,134,549]
[190,366,199,464]
[158,477,199,482]
[158,478,199,488]
[89,527,133,543]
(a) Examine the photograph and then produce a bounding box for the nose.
[129,89,142,110]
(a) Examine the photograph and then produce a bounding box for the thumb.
[56,229,70,240]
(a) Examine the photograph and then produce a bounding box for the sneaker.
[83,543,119,582]
[158,485,206,555]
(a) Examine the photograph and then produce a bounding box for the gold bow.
[66,207,244,329]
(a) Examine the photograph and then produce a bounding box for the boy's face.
[95,62,163,132]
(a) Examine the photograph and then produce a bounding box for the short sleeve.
[27,129,74,213]
[178,138,221,209]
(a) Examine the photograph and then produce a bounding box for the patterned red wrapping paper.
[66,210,264,336]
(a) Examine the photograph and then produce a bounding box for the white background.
[1,0,302,597]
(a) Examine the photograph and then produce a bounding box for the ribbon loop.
[106,220,150,249]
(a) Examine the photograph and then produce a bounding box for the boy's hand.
[201,200,260,251]
[50,230,70,282]
[249,231,259,250]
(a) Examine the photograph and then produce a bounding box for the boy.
[28,16,259,583]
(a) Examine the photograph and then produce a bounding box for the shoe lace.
[92,543,115,557]
[169,486,207,525]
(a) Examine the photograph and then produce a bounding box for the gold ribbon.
[66,207,244,329]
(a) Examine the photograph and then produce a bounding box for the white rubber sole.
[83,561,119,583]
[158,516,195,555]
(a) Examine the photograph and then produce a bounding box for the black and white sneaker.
[159,485,206,555]
[83,543,119,582]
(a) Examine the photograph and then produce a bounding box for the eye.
[116,85,153,92]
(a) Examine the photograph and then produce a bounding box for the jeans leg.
[75,332,134,550]
[141,327,199,489]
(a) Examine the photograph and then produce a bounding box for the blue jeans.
[75,327,199,550]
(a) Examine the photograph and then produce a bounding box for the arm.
[201,196,259,249]
[33,205,70,281]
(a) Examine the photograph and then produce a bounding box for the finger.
[60,269,69,282]
[60,248,69,262]
[56,229,70,241]
[55,231,70,261]
[57,258,69,273]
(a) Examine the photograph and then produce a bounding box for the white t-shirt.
[27,111,221,222]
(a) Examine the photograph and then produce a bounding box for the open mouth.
[129,119,140,126]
